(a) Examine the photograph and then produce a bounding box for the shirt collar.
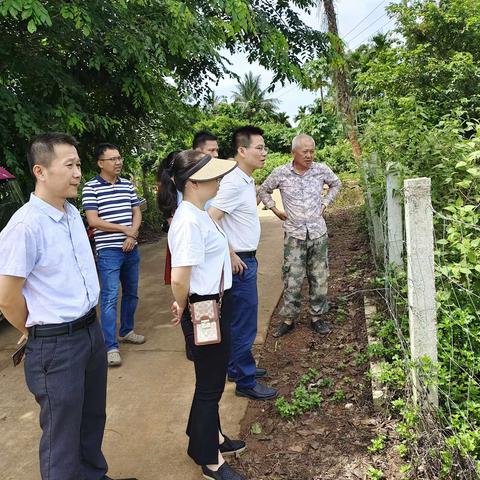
[289,160,313,175]
[235,167,254,184]
[30,193,73,222]
[96,174,121,185]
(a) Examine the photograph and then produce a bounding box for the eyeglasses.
[249,146,269,153]
[100,156,123,163]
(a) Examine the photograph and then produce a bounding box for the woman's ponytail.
[156,151,179,219]
[156,149,205,219]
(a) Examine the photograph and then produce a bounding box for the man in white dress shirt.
[0,133,137,480]
[209,126,277,400]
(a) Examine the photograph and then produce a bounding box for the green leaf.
[21,9,32,20]
[27,19,36,33]
[466,168,480,177]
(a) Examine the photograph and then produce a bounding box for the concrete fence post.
[363,152,384,265]
[386,166,403,267]
[404,177,438,409]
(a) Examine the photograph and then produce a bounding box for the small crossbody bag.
[189,270,224,346]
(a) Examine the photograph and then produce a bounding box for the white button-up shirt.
[211,167,261,252]
[0,193,100,326]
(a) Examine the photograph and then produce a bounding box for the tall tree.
[319,0,362,163]
[0,0,328,180]
[232,72,280,119]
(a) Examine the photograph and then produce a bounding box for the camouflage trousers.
[279,233,329,321]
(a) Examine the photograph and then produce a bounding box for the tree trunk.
[321,0,362,164]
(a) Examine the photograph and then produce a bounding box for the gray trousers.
[24,319,109,480]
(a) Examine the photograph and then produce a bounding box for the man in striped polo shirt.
[82,143,146,367]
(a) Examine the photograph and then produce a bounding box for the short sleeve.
[129,182,141,208]
[0,223,37,278]
[82,184,98,211]
[168,220,205,267]
[211,177,243,214]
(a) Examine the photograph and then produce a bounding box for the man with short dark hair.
[209,126,278,400]
[82,143,145,367]
[192,131,219,157]
[0,133,120,479]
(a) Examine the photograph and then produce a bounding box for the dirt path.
[231,204,402,480]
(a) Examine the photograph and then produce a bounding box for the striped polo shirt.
[82,175,140,251]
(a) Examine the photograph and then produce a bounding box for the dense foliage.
[337,0,480,475]
[0,0,327,182]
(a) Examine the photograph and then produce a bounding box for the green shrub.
[253,152,291,184]
[260,122,296,153]
[317,139,356,173]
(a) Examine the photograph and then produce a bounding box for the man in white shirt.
[209,126,277,400]
[0,134,136,479]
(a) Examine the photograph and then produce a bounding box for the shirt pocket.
[36,231,72,271]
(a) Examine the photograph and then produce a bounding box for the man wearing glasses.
[82,143,145,367]
[209,126,278,401]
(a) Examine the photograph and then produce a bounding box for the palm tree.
[204,91,226,113]
[232,72,280,119]
[318,0,362,164]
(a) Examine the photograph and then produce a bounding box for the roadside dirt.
[231,205,403,480]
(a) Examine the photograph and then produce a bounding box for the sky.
[209,0,396,122]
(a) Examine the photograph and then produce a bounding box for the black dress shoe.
[227,367,267,382]
[202,462,245,480]
[219,434,246,456]
[272,321,294,338]
[311,319,331,335]
[236,381,278,400]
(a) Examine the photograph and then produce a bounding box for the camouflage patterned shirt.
[257,161,341,240]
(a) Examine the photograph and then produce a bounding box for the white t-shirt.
[210,167,261,252]
[168,201,232,295]
[177,190,212,210]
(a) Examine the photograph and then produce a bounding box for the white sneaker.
[107,349,122,367]
[119,331,146,344]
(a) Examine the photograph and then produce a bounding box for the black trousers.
[181,290,231,465]
[24,319,108,480]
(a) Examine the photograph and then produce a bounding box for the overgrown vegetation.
[304,0,480,477]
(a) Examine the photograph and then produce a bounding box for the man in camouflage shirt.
[257,134,341,337]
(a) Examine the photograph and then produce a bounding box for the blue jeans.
[97,247,140,351]
[223,255,258,389]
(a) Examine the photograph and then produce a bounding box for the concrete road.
[0,202,284,480]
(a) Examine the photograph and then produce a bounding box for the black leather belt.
[236,250,256,258]
[28,308,97,338]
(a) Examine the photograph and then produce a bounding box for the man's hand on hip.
[271,207,288,221]
[230,251,247,275]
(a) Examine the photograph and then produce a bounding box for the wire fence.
[363,160,480,478]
